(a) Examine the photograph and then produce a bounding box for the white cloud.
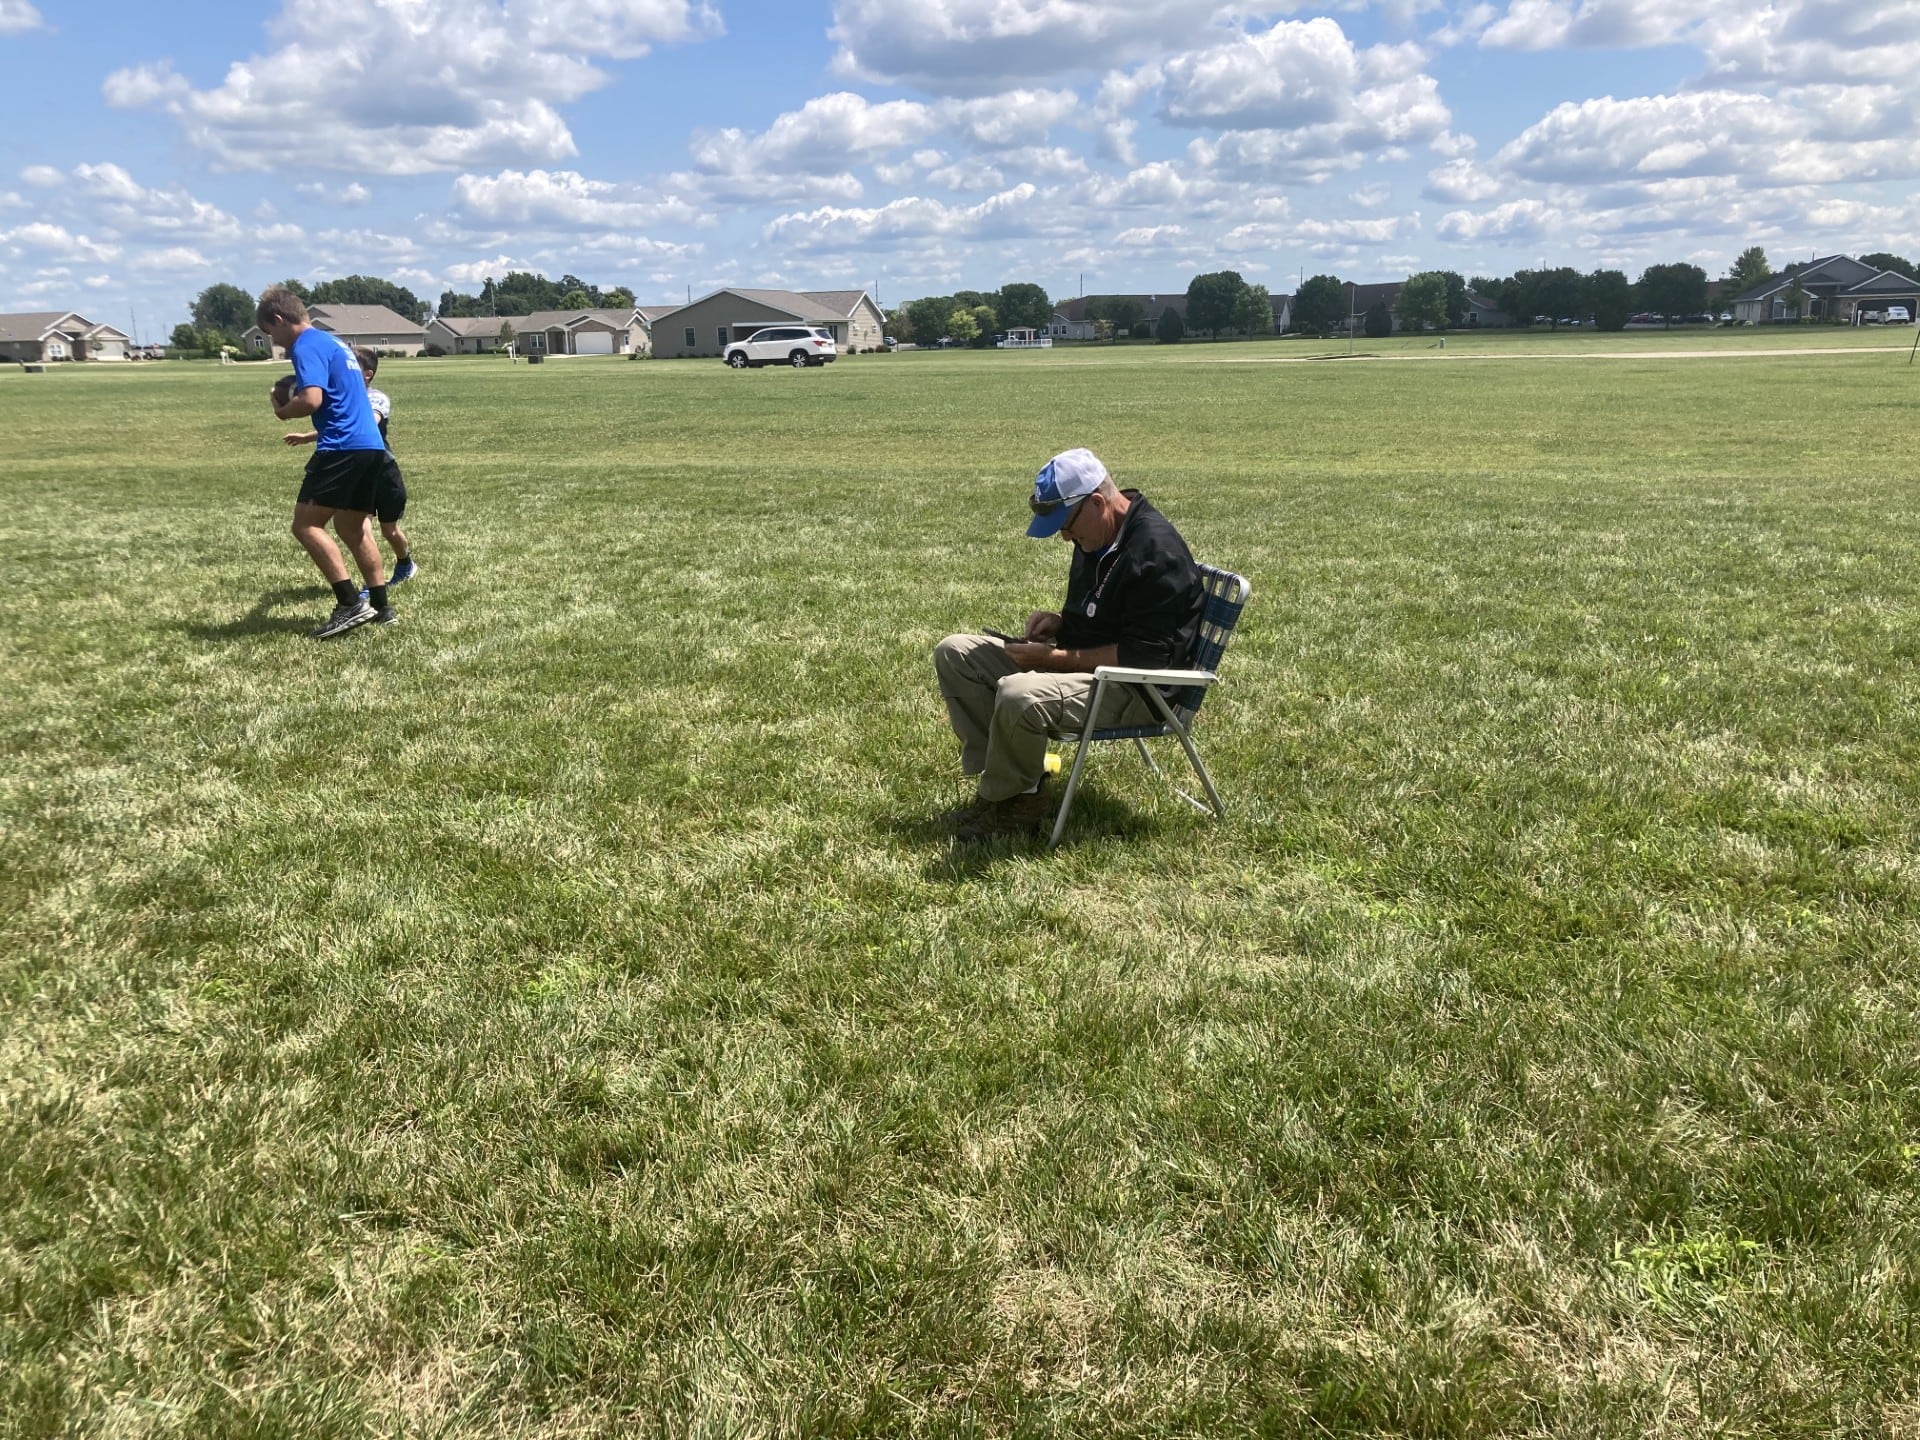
[128,246,210,272]
[1424,158,1503,201]
[104,0,721,174]
[1165,21,1451,182]
[452,168,703,229]
[20,165,61,187]
[1113,224,1188,248]
[763,183,1047,250]
[691,93,939,177]
[0,223,121,263]
[1478,0,1718,50]
[827,0,1291,92]
[0,1,45,35]
[1436,198,1556,240]
[1699,1,1920,87]
[1496,89,1920,189]
[299,181,371,205]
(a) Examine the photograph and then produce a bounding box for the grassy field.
[4,335,1919,1437]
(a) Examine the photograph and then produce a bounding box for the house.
[244,302,426,358]
[1047,294,1189,340]
[0,311,132,362]
[1730,254,1920,323]
[424,315,514,354]
[647,288,885,358]
[493,308,649,356]
[1462,290,1511,327]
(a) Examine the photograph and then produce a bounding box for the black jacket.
[1054,492,1202,669]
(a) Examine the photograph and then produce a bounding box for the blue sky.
[3,0,1915,338]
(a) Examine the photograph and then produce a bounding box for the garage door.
[574,332,614,355]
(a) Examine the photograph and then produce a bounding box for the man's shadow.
[882,789,1163,878]
[181,586,330,640]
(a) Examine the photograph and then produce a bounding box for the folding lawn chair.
[1049,563,1252,846]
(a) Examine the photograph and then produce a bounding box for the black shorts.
[374,451,407,524]
[298,449,387,513]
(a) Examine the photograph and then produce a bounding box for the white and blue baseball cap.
[1026,448,1109,537]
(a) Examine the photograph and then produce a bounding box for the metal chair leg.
[1050,674,1110,846]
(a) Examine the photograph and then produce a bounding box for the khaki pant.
[934,634,1159,802]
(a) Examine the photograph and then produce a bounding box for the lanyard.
[1081,507,1134,617]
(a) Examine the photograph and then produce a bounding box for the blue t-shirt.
[290,329,385,451]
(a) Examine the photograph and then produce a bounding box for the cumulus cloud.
[452,168,703,229]
[1698,0,1920,87]
[1478,0,1718,50]
[103,0,722,174]
[1496,89,1920,188]
[763,183,1048,250]
[1436,197,1556,240]
[1166,21,1451,182]
[827,0,1292,92]
[687,88,1078,193]
[28,162,258,246]
[128,246,211,272]
[1424,157,1503,201]
[0,223,121,263]
[0,1,45,35]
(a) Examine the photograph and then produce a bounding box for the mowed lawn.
[4,337,1919,1437]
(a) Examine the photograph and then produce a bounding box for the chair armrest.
[1092,665,1217,686]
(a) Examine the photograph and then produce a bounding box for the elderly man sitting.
[934,447,1204,840]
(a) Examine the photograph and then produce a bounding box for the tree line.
[885,271,1278,346]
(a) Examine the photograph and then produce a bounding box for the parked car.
[1887,305,1912,323]
[723,326,838,368]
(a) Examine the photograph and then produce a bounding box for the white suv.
[724,326,838,368]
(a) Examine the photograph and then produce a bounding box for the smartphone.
[983,628,1027,643]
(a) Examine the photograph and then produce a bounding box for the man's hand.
[1024,610,1062,642]
[1003,640,1056,669]
[283,431,316,447]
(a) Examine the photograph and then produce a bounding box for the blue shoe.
[391,556,417,586]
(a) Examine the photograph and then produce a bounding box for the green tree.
[277,277,313,304]
[169,322,201,352]
[1293,274,1346,334]
[1186,269,1246,337]
[1363,299,1393,338]
[946,307,981,344]
[309,274,427,322]
[1859,251,1918,279]
[968,304,997,347]
[1783,274,1809,321]
[1586,268,1632,331]
[1091,297,1145,335]
[1533,267,1585,327]
[498,321,516,350]
[1232,283,1273,337]
[192,283,256,336]
[602,286,634,309]
[1155,306,1184,343]
[1725,246,1770,299]
[1398,272,1449,333]
[1130,319,1151,340]
[904,295,953,346]
[995,282,1051,332]
[1638,262,1709,325]
[558,288,592,310]
[885,307,913,344]
[1439,271,1469,328]
[493,271,565,315]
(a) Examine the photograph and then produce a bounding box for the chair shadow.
[879,786,1165,878]
[181,586,331,640]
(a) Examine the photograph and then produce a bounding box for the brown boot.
[955,781,1052,841]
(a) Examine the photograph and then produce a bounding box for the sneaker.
[371,604,399,626]
[311,597,376,640]
[390,556,417,586]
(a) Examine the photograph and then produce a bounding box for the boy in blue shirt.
[258,285,401,638]
[283,343,417,589]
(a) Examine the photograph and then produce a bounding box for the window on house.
[684,327,696,348]
[717,328,728,348]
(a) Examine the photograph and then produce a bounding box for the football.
[270,373,296,406]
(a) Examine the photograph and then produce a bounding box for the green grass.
[4,339,1919,1437]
